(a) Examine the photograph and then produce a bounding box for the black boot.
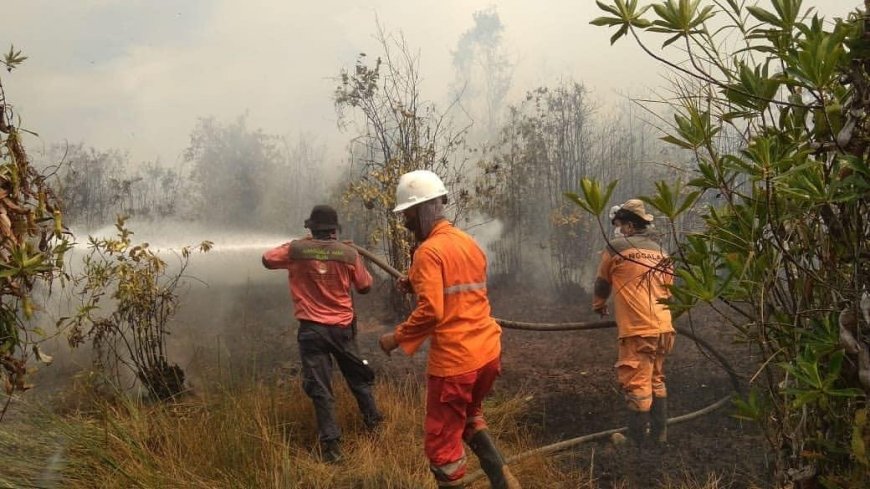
[467,430,521,489]
[431,467,466,489]
[364,413,384,434]
[650,397,669,443]
[626,410,650,446]
[317,439,342,464]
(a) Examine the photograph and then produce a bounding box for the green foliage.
[648,0,715,47]
[643,180,700,220]
[564,178,618,217]
[589,1,870,485]
[723,62,783,115]
[661,104,718,150]
[732,388,769,423]
[63,216,212,400]
[591,0,652,44]
[0,53,70,410]
[1,46,27,72]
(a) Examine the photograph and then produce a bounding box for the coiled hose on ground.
[348,244,743,484]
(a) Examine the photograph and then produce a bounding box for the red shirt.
[262,238,372,326]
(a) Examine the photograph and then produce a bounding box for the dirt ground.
[346,278,771,489]
[12,271,771,489]
[488,285,768,488]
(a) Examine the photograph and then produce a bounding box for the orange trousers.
[615,333,676,411]
[424,357,501,483]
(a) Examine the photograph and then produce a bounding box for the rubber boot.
[467,430,522,489]
[431,463,466,489]
[650,397,668,443]
[317,439,342,464]
[626,410,649,446]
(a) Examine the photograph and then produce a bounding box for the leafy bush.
[63,216,211,400]
[581,1,870,486]
[0,48,70,416]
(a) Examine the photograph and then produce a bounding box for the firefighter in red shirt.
[379,170,521,489]
[593,199,676,447]
[263,205,383,463]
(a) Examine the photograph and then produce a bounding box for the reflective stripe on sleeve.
[443,282,487,295]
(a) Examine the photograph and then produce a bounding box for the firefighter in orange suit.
[593,199,676,446]
[378,170,521,489]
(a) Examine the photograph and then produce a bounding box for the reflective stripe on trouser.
[615,332,676,412]
[298,322,382,443]
[425,356,502,482]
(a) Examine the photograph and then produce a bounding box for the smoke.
[450,7,513,140]
[22,219,302,397]
[452,7,506,76]
[77,219,297,285]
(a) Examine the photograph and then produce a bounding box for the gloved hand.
[379,333,399,356]
[396,276,413,294]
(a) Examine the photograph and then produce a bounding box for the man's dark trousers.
[297,321,382,444]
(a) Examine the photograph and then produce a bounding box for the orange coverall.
[394,220,502,482]
[593,231,675,412]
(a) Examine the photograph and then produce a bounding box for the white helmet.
[392,170,448,212]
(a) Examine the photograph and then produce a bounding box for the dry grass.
[1,372,765,489]
[2,373,590,488]
[0,411,63,488]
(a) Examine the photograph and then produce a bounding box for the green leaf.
[732,389,766,422]
[564,178,618,216]
[645,180,699,220]
[593,0,653,45]
[611,25,630,45]
[3,44,28,71]
[746,6,782,27]
[590,16,624,27]
[660,134,695,150]
[662,33,683,48]
[827,388,865,398]
[688,160,719,189]
[595,0,622,17]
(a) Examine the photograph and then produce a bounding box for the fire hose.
[348,243,742,483]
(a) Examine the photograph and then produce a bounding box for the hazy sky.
[4,0,860,166]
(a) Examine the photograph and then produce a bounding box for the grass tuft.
[3,373,590,488]
[1,373,760,488]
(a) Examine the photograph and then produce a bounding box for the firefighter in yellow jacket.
[378,170,520,489]
[593,199,676,446]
